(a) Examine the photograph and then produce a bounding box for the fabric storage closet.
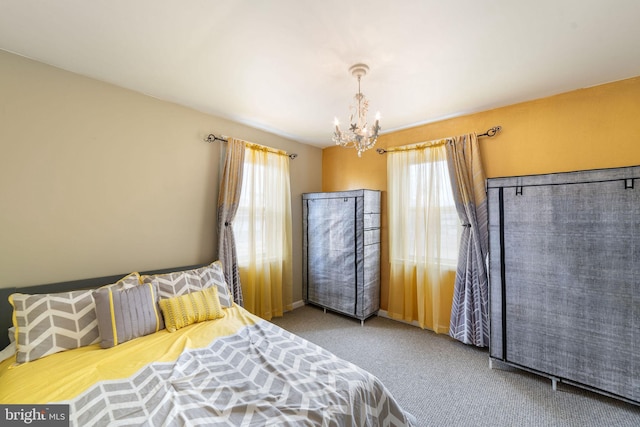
[487,165,640,405]
[302,190,380,324]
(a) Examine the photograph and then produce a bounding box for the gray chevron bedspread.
[71,320,415,426]
[1,305,416,426]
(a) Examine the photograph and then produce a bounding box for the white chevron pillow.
[100,272,141,290]
[141,261,233,308]
[8,272,141,364]
[9,290,100,364]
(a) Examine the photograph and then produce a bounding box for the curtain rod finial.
[204,133,229,143]
[486,126,502,137]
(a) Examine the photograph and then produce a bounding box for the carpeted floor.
[270,305,640,427]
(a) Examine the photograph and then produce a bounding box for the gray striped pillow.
[93,283,164,348]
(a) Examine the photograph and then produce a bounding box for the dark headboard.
[0,264,206,350]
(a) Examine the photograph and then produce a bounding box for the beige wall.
[0,50,322,305]
[323,76,640,314]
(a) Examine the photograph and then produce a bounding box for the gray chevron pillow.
[8,272,141,363]
[141,260,233,308]
[100,272,141,290]
[9,290,100,364]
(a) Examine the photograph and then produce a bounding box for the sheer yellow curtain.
[235,143,292,320]
[387,141,461,332]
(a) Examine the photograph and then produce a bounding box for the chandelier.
[332,63,381,157]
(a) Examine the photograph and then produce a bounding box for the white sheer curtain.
[234,143,292,320]
[387,141,462,332]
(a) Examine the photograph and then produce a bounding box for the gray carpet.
[270,305,640,427]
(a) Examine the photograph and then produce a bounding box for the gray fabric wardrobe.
[487,166,640,405]
[302,190,380,323]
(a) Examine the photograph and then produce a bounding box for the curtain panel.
[217,139,246,306]
[386,141,461,332]
[235,145,293,320]
[446,133,489,347]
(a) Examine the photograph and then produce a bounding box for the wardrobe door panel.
[488,166,640,405]
[306,197,356,314]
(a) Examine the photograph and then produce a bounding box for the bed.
[0,262,416,426]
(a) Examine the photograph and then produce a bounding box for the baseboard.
[291,300,305,310]
[376,309,422,328]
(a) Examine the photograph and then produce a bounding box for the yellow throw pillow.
[159,286,225,332]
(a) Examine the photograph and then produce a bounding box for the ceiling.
[1,1,640,148]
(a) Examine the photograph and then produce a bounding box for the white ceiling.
[1,0,640,147]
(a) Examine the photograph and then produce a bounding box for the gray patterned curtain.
[217,138,246,306]
[446,133,489,347]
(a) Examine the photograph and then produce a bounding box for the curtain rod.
[204,133,298,159]
[375,125,502,154]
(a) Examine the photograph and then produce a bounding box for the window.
[400,160,460,267]
[388,148,461,269]
[235,151,290,264]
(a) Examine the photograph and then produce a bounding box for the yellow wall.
[323,76,640,311]
[0,50,323,301]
